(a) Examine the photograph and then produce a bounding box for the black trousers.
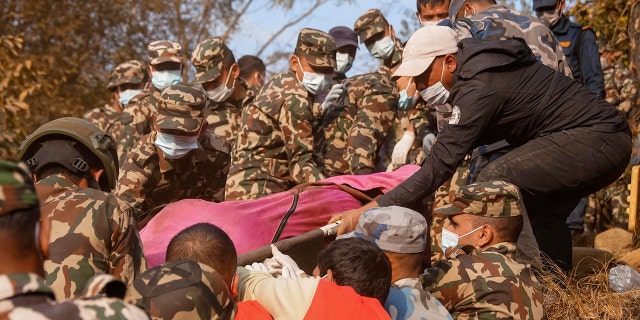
[477,128,632,271]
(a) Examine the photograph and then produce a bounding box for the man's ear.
[230,63,240,79]
[445,54,457,73]
[476,224,493,249]
[389,24,396,39]
[326,269,336,284]
[91,168,104,184]
[289,55,300,72]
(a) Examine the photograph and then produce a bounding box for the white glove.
[321,84,344,112]
[390,131,415,167]
[423,133,436,155]
[270,244,306,278]
[245,262,270,274]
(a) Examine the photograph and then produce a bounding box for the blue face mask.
[397,79,419,111]
[366,27,395,59]
[154,131,199,159]
[118,89,142,107]
[152,69,182,90]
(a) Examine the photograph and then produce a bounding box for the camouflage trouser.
[430,158,471,264]
[585,173,630,233]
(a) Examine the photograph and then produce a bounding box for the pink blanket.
[140,165,419,267]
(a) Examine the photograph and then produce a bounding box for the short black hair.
[237,55,265,80]
[0,206,40,253]
[472,215,523,243]
[317,238,392,304]
[416,0,448,12]
[166,223,238,284]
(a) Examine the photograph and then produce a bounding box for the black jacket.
[378,37,627,207]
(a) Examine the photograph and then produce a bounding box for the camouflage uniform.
[423,181,545,319]
[339,206,454,320]
[584,62,640,232]
[116,85,230,223]
[128,260,236,320]
[321,72,398,176]
[404,100,436,165]
[353,9,403,171]
[0,273,149,319]
[451,3,571,76]
[84,60,148,144]
[37,173,147,300]
[117,41,182,166]
[225,29,335,200]
[192,37,258,143]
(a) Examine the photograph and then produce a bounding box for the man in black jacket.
[330,25,631,272]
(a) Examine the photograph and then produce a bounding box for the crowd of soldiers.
[1,0,639,319]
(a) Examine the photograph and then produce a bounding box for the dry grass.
[541,257,640,319]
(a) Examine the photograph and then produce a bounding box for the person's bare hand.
[328,208,363,235]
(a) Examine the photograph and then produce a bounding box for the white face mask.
[154,131,199,159]
[335,52,354,74]
[118,89,142,107]
[366,26,395,59]
[536,8,561,27]
[441,225,484,253]
[296,59,330,95]
[420,59,450,105]
[206,68,236,102]
[152,69,182,90]
[421,20,440,27]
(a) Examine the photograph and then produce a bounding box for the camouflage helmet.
[295,28,337,69]
[147,40,182,65]
[353,9,389,43]
[0,160,39,216]
[434,180,523,218]
[156,84,207,136]
[107,60,148,91]
[131,260,237,320]
[17,117,118,192]
[337,206,427,254]
[191,37,235,84]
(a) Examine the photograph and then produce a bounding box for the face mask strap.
[458,224,485,239]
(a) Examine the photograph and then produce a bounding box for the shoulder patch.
[449,105,461,124]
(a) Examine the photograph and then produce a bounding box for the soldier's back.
[36,173,146,300]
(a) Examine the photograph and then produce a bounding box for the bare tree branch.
[220,0,253,42]
[256,0,329,57]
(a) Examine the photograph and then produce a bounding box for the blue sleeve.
[580,28,605,98]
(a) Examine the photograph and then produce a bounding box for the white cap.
[392,26,458,79]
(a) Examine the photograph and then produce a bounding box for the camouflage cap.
[147,40,182,65]
[107,60,148,90]
[296,28,337,69]
[337,206,427,254]
[448,0,465,22]
[353,9,389,43]
[0,160,39,216]
[191,37,235,84]
[132,260,237,320]
[156,84,206,135]
[434,180,523,218]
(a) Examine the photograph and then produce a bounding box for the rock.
[572,247,615,279]
[594,228,634,255]
[619,249,640,269]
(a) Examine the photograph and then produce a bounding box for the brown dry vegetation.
[541,256,640,319]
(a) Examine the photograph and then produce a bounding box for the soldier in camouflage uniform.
[84,60,148,145]
[584,48,640,233]
[117,40,183,166]
[116,84,230,226]
[225,28,336,200]
[129,259,236,320]
[339,206,453,320]
[192,37,258,144]
[353,9,403,171]
[16,117,147,300]
[0,160,149,319]
[321,25,399,176]
[422,181,545,319]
